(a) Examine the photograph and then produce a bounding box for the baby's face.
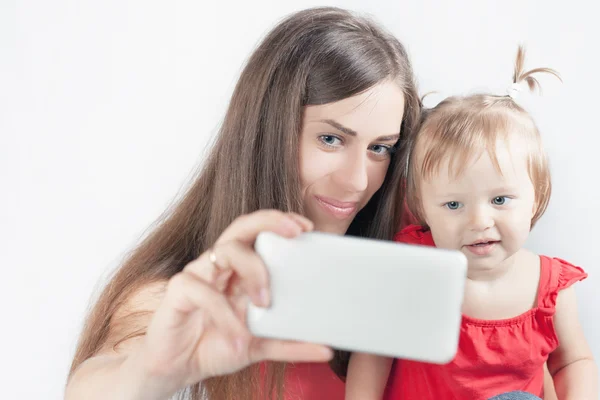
[419,136,537,273]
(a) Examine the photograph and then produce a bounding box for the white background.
[2,0,598,398]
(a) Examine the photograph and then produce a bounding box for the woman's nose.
[332,152,369,193]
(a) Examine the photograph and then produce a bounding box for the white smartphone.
[247,231,467,364]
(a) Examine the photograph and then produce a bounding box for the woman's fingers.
[286,212,314,232]
[217,210,312,246]
[183,210,314,301]
[164,272,248,343]
[170,210,325,371]
[185,240,270,307]
[249,338,334,363]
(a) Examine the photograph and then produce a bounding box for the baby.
[346,47,597,400]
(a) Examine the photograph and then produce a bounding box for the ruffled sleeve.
[555,257,588,290]
[538,257,588,312]
[393,224,436,247]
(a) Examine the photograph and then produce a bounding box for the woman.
[65,6,420,400]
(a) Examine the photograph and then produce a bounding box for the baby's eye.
[445,201,462,210]
[492,196,511,206]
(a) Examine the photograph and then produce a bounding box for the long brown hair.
[69,6,420,400]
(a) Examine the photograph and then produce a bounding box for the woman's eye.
[369,144,393,156]
[319,135,342,147]
[445,201,462,210]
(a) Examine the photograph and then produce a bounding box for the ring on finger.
[208,246,227,271]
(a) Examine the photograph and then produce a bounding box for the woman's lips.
[315,196,358,219]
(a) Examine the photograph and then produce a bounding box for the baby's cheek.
[503,223,529,250]
[511,213,533,238]
[430,230,455,250]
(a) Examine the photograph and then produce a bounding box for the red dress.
[384,225,588,400]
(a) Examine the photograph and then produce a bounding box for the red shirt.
[384,225,588,400]
[283,362,345,399]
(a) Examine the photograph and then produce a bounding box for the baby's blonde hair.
[407,46,561,228]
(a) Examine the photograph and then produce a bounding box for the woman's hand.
[136,210,333,397]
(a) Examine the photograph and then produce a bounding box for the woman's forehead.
[303,82,405,137]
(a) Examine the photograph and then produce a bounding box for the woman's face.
[299,81,405,234]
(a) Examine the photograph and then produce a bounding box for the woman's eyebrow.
[320,119,400,141]
[321,119,357,136]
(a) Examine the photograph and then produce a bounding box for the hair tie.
[507,82,523,99]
